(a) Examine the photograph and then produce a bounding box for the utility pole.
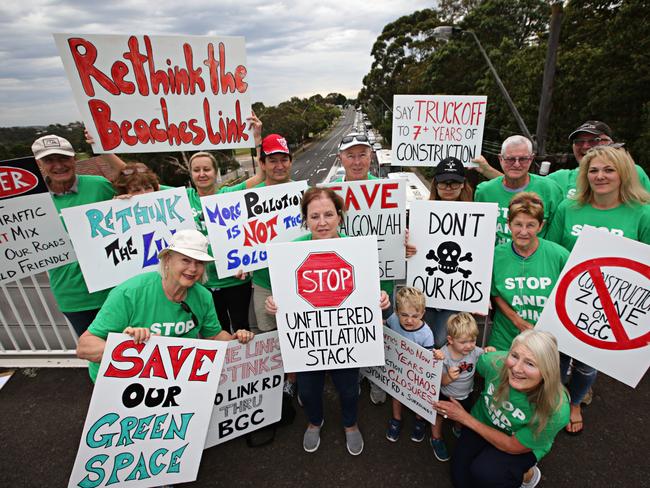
[535,2,563,158]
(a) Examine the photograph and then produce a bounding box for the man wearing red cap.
[31,134,125,336]
[548,120,650,198]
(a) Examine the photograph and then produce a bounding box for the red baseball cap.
[262,134,290,156]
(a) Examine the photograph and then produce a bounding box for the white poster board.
[407,200,498,313]
[391,94,487,166]
[536,227,650,388]
[69,334,227,488]
[267,236,385,372]
[61,187,195,292]
[205,332,284,447]
[0,157,75,284]
[321,179,407,279]
[362,326,443,424]
[202,181,309,277]
[54,33,253,153]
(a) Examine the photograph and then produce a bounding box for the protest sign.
[267,236,384,372]
[202,181,309,277]
[407,200,498,313]
[391,94,487,166]
[69,333,227,488]
[54,33,252,153]
[321,179,407,279]
[205,332,284,447]
[61,187,195,292]
[0,157,75,284]
[536,227,650,388]
[362,326,443,424]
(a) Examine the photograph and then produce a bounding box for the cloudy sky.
[0,0,432,127]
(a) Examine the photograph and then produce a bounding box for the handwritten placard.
[536,227,650,388]
[54,33,253,153]
[202,181,309,277]
[0,157,75,284]
[321,179,407,280]
[69,334,227,488]
[391,94,487,166]
[61,187,195,292]
[205,332,284,447]
[407,200,498,314]
[267,236,384,372]
[362,326,443,424]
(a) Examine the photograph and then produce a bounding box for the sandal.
[565,419,583,436]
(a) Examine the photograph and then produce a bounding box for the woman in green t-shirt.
[265,188,390,456]
[489,193,569,352]
[546,144,650,435]
[435,329,569,488]
[76,229,254,382]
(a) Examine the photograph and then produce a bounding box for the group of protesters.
[29,114,649,488]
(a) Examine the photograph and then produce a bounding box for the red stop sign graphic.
[296,252,355,308]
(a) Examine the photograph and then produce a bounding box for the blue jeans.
[63,309,100,337]
[424,307,456,349]
[451,427,537,488]
[297,368,359,428]
[560,353,597,405]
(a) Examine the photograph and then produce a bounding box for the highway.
[291,107,357,186]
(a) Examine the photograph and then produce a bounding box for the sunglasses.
[121,166,149,176]
[340,135,369,144]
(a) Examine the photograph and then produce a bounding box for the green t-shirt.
[546,199,650,251]
[474,174,563,245]
[547,165,650,199]
[489,239,569,351]
[87,272,222,382]
[186,187,251,289]
[49,175,116,312]
[472,352,570,461]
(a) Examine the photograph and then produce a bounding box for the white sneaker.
[520,465,541,488]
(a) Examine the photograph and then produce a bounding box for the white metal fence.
[0,272,84,367]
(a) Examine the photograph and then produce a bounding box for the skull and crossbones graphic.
[425,241,473,278]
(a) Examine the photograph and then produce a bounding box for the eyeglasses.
[121,166,149,176]
[435,180,462,190]
[500,156,534,165]
[572,137,607,146]
[340,134,369,144]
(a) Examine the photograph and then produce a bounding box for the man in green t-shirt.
[474,135,563,245]
[548,120,650,199]
[32,135,125,336]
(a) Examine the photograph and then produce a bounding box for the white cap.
[339,133,372,152]
[157,229,213,262]
[31,135,75,159]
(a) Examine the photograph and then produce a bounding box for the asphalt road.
[291,108,357,186]
[0,365,647,487]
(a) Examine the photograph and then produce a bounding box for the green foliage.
[359,0,650,171]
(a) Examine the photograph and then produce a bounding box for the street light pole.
[433,26,535,147]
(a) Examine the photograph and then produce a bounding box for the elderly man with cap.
[548,120,650,199]
[474,135,563,245]
[76,229,254,382]
[32,134,124,336]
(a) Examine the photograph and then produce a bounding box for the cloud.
[0,0,430,126]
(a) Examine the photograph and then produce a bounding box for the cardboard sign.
[202,181,309,277]
[407,200,498,313]
[69,334,227,488]
[536,227,650,388]
[362,326,443,424]
[205,332,284,447]
[391,94,487,166]
[321,179,407,279]
[61,187,195,292]
[0,157,75,284]
[267,236,385,372]
[54,33,252,153]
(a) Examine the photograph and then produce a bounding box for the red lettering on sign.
[243,215,278,246]
[189,349,218,382]
[0,167,38,198]
[104,340,145,378]
[296,252,355,308]
[380,182,399,209]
